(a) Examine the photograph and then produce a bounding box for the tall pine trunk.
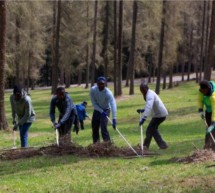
[0,0,8,130]
[113,1,117,97]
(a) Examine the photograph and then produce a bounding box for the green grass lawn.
[0,81,215,193]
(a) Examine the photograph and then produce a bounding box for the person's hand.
[139,118,145,126]
[12,120,16,125]
[198,109,205,119]
[101,111,107,118]
[207,122,215,134]
[54,122,60,129]
[13,124,18,131]
[137,109,144,114]
[112,119,116,130]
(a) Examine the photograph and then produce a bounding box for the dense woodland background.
[1,0,215,129]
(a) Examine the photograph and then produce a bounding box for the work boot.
[159,144,168,149]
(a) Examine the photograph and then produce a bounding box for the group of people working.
[10,77,215,150]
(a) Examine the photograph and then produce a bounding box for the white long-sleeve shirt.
[142,89,168,119]
[90,85,117,119]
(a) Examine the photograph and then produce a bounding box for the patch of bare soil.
[171,149,215,163]
[0,142,158,160]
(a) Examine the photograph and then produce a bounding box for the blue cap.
[97,76,106,83]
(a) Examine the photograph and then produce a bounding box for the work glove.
[112,119,116,130]
[13,124,18,131]
[12,120,16,125]
[137,109,145,114]
[207,122,215,134]
[101,111,107,118]
[54,122,60,129]
[198,109,205,120]
[139,118,145,126]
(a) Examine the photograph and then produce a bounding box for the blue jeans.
[19,123,32,147]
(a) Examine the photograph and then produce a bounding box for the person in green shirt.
[198,80,215,148]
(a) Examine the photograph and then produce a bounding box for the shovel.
[139,113,144,156]
[203,118,215,144]
[55,128,59,146]
[12,130,17,149]
[106,116,140,157]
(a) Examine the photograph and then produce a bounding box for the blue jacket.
[76,104,88,121]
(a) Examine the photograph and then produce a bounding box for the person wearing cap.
[90,76,117,144]
[198,80,215,148]
[73,101,89,132]
[138,82,168,150]
[10,85,36,148]
[49,86,77,144]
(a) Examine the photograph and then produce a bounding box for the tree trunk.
[0,0,8,130]
[51,0,61,94]
[85,0,90,89]
[15,16,21,85]
[113,1,117,97]
[187,24,193,81]
[117,0,123,96]
[205,0,215,80]
[155,0,166,95]
[129,1,138,95]
[90,0,98,87]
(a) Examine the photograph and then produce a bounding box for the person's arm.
[90,87,103,113]
[49,97,56,124]
[18,97,31,125]
[10,95,16,122]
[142,92,154,119]
[108,92,117,119]
[59,96,72,125]
[211,93,215,122]
[198,92,204,111]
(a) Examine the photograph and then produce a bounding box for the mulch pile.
[171,149,215,163]
[0,142,157,160]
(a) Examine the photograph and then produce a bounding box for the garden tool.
[12,130,17,149]
[203,118,215,144]
[106,116,140,157]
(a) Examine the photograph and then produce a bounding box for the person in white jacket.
[138,82,168,149]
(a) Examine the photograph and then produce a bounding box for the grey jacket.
[142,89,168,119]
[10,91,36,125]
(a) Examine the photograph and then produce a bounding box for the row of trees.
[1,0,215,130]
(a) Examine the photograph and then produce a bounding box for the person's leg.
[100,109,111,142]
[80,120,84,130]
[59,116,73,145]
[92,110,101,143]
[143,120,153,148]
[19,122,32,148]
[204,111,212,148]
[151,117,167,148]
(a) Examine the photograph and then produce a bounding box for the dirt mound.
[171,149,215,163]
[0,142,157,160]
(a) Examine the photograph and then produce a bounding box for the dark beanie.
[97,76,106,83]
[13,85,22,95]
[199,80,210,89]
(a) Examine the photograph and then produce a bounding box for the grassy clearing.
[1,81,215,193]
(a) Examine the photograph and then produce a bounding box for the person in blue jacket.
[75,101,89,131]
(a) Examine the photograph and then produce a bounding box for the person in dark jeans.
[49,87,77,145]
[10,85,36,148]
[90,76,117,144]
[138,82,168,150]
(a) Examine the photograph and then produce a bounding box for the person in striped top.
[90,77,117,144]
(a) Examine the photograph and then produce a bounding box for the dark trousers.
[92,109,110,144]
[19,122,32,148]
[58,115,75,137]
[205,111,212,148]
[143,117,167,148]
